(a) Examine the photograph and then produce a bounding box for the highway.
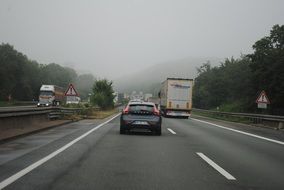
[0,114,283,190]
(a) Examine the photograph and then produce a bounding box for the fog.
[1,0,283,79]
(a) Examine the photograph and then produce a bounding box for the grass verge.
[62,108,119,121]
[192,110,253,125]
[88,108,119,119]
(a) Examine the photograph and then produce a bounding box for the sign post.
[65,84,80,104]
[256,90,270,109]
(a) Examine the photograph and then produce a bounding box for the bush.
[91,79,114,110]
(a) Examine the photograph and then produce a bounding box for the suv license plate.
[133,121,148,125]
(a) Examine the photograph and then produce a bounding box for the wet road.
[0,114,283,190]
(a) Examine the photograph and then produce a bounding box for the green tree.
[193,57,254,112]
[0,43,41,101]
[91,79,115,109]
[0,43,18,100]
[218,57,254,112]
[194,25,284,114]
[40,63,77,88]
[0,43,80,102]
[248,24,284,114]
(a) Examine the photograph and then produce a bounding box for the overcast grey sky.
[1,0,283,79]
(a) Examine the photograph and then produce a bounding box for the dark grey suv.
[120,102,162,135]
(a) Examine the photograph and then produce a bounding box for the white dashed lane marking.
[167,128,177,135]
[197,152,236,180]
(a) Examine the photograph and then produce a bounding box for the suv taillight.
[154,107,160,116]
[122,106,129,114]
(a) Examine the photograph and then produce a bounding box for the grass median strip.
[88,108,119,119]
[62,108,120,121]
[192,111,252,125]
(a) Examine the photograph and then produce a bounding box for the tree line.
[193,25,284,115]
[0,43,95,101]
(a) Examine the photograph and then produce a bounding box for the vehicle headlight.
[46,103,49,106]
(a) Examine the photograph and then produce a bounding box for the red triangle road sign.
[65,84,79,96]
[256,90,270,104]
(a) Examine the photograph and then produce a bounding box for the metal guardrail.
[0,107,85,119]
[0,107,54,118]
[192,108,284,128]
[49,108,85,120]
[0,105,120,120]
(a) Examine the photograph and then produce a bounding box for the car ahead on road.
[128,99,143,104]
[120,102,162,135]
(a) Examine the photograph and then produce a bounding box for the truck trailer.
[159,78,193,118]
[37,85,65,106]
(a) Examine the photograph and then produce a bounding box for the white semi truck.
[159,78,193,118]
[37,85,65,106]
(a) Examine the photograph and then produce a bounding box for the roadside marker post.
[65,84,79,96]
[65,84,80,104]
[256,90,270,109]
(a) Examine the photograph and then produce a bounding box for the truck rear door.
[167,80,191,110]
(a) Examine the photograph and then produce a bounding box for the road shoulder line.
[192,118,284,145]
[167,128,177,134]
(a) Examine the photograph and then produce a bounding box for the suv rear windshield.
[129,104,154,113]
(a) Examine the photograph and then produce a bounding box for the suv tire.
[120,126,126,134]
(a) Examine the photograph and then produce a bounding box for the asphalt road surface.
[0,113,283,190]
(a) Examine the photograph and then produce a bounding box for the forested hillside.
[0,44,94,101]
[193,25,284,115]
[2,24,283,114]
[114,57,221,94]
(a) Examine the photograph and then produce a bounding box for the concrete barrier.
[0,108,70,142]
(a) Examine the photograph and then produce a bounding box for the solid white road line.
[192,118,284,146]
[0,113,121,189]
[167,128,176,134]
[197,152,236,180]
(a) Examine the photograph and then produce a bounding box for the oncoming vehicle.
[120,102,162,135]
[37,85,65,107]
